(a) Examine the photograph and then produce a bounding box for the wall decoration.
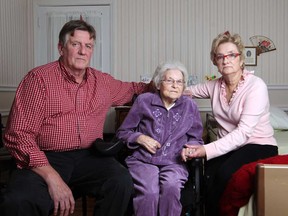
[244,47,257,66]
[249,35,276,56]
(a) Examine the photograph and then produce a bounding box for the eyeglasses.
[215,53,241,62]
[161,79,185,86]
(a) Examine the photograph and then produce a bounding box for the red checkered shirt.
[4,60,148,169]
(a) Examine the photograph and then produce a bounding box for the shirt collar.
[151,92,185,108]
[58,58,88,84]
[220,69,252,105]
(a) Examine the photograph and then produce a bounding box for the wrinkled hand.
[181,144,206,162]
[182,89,193,97]
[136,134,161,154]
[33,166,75,216]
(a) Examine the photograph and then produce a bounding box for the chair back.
[0,113,3,147]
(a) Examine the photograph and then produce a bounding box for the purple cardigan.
[116,92,204,165]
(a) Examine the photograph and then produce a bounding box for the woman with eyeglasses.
[184,31,278,216]
[116,60,204,216]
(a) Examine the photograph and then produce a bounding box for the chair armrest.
[92,138,125,156]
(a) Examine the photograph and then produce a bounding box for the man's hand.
[33,165,75,216]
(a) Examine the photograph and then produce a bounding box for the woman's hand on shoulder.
[181,144,206,162]
[183,88,193,97]
[136,134,161,154]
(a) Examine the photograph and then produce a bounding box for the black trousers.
[204,144,278,216]
[0,149,133,216]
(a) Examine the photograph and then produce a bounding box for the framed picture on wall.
[244,47,257,66]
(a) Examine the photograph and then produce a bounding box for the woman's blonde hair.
[210,31,245,68]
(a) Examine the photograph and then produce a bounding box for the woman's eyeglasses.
[215,53,240,62]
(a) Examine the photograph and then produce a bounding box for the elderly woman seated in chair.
[116,60,204,216]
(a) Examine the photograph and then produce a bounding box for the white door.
[34,5,110,73]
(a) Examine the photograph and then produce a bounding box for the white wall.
[112,0,288,85]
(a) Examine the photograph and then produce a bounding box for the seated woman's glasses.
[161,79,185,86]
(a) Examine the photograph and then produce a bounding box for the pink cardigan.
[186,70,277,160]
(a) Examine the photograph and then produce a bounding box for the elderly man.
[0,19,150,216]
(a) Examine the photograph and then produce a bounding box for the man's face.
[58,30,95,74]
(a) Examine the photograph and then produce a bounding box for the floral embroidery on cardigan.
[153,109,162,118]
[173,113,181,121]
